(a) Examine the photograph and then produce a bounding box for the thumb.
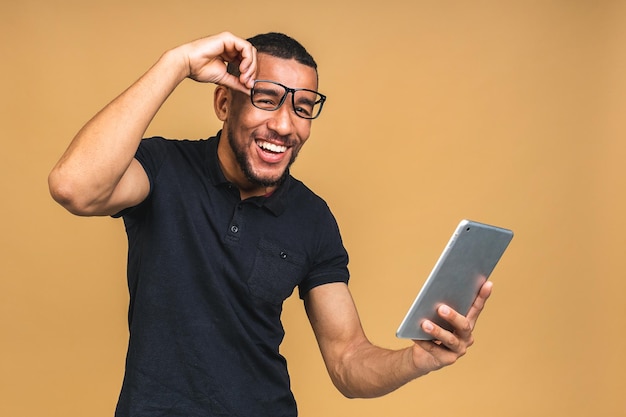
[217,72,252,95]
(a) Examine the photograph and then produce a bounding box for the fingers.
[183,32,257,92]
[421,306,472,353]
[466,280,493,326]
[217,33,257,90]
[236,42,257,89]
[413,282,493,373]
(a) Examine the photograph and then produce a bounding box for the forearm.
[306,284,428,398]
[308,267,493,400]
[48,48,188,213]
[328,341,425,398]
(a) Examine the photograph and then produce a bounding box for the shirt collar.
[206,130,289,216]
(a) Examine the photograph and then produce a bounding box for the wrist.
[157,47,192,84]
[408,344,432,379]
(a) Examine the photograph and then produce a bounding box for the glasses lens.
[293,89,325,119]
[251,81,286,111]
[251,81,325,119]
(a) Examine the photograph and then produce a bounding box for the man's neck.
[238,185,277,200]
[216,137,277,200]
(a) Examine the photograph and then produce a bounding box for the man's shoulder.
[140,136,216,150]
[286,175,321,199]
[137,136,217,164]
[285,175,334,213]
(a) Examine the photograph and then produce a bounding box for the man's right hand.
[175,31,258,94]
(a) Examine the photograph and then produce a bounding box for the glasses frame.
[250,80,327,120]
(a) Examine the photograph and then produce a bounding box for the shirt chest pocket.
[247,239,308,305]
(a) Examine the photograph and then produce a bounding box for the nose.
[266,96,297,136]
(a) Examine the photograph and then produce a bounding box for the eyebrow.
[294,95,316,107]
[254,85,283,96]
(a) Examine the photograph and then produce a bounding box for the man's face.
[216,54,319,192]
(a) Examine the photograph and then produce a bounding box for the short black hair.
[227,32,317,76]
[247,32,317,69]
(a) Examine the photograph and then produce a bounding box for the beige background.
[2,1,625,416]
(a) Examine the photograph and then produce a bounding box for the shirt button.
[230,225,239,233]
[280,251,288,259]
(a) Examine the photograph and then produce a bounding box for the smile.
[257,140,288,154]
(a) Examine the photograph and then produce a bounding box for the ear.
[214,86,230,121]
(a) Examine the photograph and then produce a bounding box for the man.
[49,31,493,417]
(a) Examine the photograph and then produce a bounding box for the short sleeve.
[111,136,169,219]
[297,204,350,298]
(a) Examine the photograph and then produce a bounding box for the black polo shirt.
[114,132,350,417]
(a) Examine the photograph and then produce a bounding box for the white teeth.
[258,141,287,153]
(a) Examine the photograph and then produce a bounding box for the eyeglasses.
[250,80,326,120]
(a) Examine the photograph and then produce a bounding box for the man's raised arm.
[48,32,257,216]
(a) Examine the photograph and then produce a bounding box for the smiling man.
[48,31,493,417]
[215,49,320,197]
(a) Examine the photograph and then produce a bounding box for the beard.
[227,131,299,188]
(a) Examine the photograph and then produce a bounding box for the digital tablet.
[396,219,513,340]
